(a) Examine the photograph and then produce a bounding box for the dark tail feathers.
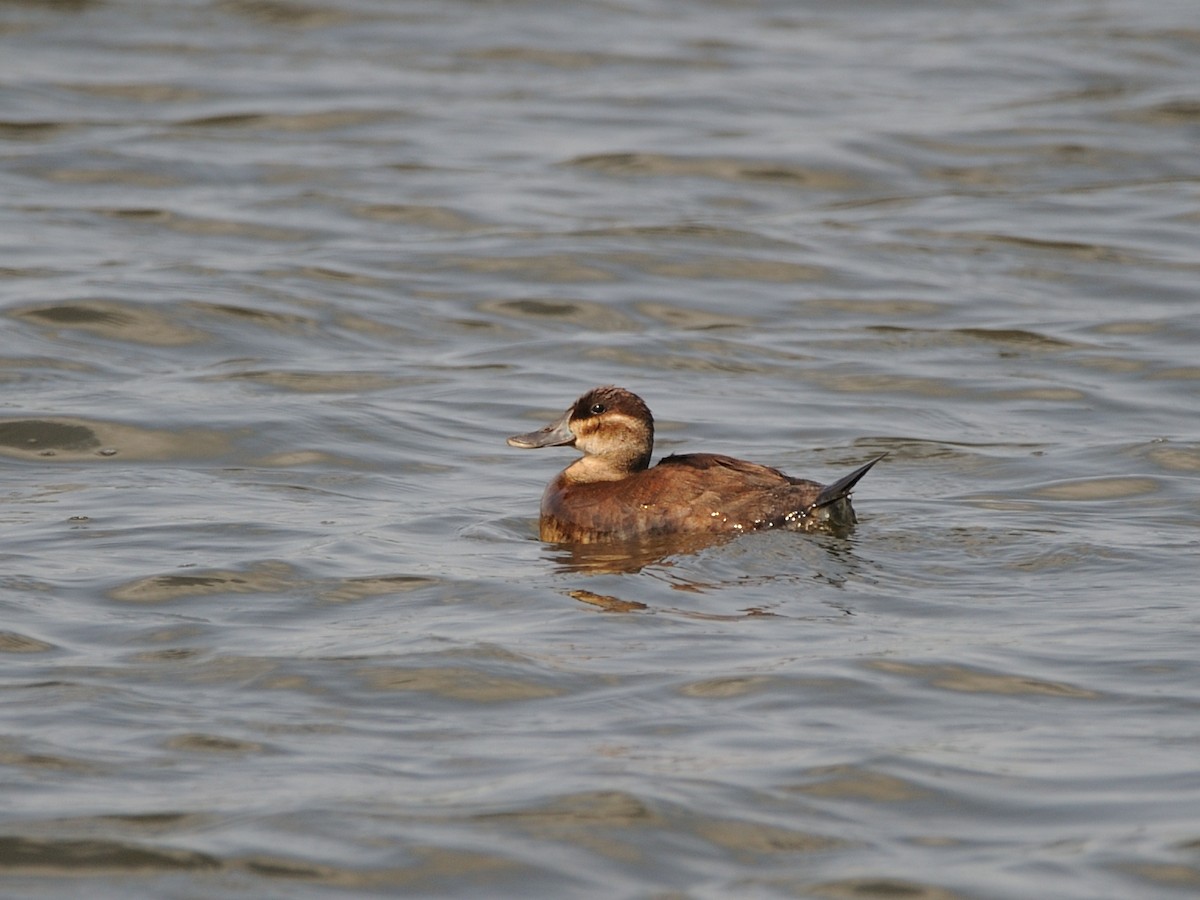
[811,453,886,511]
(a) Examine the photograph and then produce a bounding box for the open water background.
[2,0,1199,897]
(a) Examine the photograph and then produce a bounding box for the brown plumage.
[508,386,882,544]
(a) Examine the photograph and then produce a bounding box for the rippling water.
[2,0,1199,896]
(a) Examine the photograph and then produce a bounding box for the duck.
[507,386,883,544]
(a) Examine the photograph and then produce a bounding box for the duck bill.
[507,409,575,449]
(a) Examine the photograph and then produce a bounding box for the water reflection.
[544,516,869,576]
[547,524,872,621]
[546,531,737,575]
[0,417,229,461]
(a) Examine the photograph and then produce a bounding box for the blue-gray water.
[2,0,1198,897]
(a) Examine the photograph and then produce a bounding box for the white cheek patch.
[574,412,644,454]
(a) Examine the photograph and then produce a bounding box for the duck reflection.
[546,530,739,575]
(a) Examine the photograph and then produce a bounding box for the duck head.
[507,386,654,481]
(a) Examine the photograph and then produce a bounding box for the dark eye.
[589,403,607,415]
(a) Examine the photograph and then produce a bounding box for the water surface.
[2,0,1199,897]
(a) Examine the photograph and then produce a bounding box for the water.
[2,0,1199,896]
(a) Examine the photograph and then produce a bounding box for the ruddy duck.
[508,386,883,544]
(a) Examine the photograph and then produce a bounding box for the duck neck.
[563,451,649,484]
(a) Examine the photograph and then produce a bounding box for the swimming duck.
[508,386,882,544]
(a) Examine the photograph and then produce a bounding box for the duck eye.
[589,403,607,415]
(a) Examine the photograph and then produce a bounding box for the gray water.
[2,0,1199,897]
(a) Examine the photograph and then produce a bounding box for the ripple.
[322,574,439,604]
[189,302,317,331]
[352,204,483,231]
[1114,861,1200,890]
[678,676,777,698]
[973,233,1128,260]
[95,209,309,241]
[869,661,1098,698]
[0,420,98,453]
[11,300,207,345]
[0,631,56,653]
[58,82,211,103]
[1032,476,1160,501]
[995,387,1088,401]
[568,589,649,613]
[479,297,638,330]
[164,733,268,754]
[791,766,928,802]
[177,109,387,132]
[797,299,945,317]
[808,878,964,899]
[695,818,845,854]
[808,371,975,399]
[477,790,659,827]
[109,562,296,604]
[0,120,71,141]
[1119,98,1200,125]
[634,302,754,329]
[0,745,96,775]
[565,152,861,189]
[214,0,352,28]
[953,327,1077,350]
[864,325,1081,353]
[1091,321,1167,336]
[463,46,708,70]
[360,666,563,702]
[570,223,793,247]
[58,812,213,835]
[1146,444,1200,472]
[36,167,182,187]
[448,255,615,282]
[0,417,228,461]
[1149,366,1200,381]
[617,252,822,282]
[214,369,405,393]
[0,836,220,873]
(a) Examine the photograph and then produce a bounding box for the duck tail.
[810,453,886,511]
